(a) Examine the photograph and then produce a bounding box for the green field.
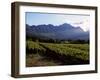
[26,40,89,67]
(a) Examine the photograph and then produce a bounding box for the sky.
[26,12,90,31]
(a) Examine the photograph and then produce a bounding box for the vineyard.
[26,40,89,67]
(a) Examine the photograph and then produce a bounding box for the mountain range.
[26,23,89,40]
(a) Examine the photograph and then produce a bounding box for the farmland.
[26,40,89,67]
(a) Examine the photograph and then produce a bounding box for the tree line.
[26,36,89,44]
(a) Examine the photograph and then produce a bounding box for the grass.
[26,40,46,51]
[40,43,89,60]
[26,40,89,67]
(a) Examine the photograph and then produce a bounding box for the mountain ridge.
[26,23,89,40]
